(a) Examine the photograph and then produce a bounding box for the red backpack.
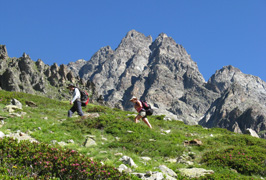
[141,100,153,116]
[78,88,89,106]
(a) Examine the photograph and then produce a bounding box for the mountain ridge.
[1,29,266,139]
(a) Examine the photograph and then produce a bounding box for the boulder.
[83,137,97,147]
[0,45,8,59]
[184,139,202,146]
[244,128,260,138]
[25,101,37,107]
[158,165,177,178]
[0,131,5,138]
[117,164,132,173]
[4,105,22,113]
[119,156,138,168]
[10,99,22,109]
[178,168,214,178]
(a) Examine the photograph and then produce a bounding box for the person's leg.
[142,117,152,129]
[68,105,76,117]
[134,115,142,123]
[76,101,84,117]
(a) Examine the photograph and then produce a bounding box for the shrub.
[201,146,266,176]
[0,137,131,179]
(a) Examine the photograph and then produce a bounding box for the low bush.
[0,137,132,179]
[201,146,266,176]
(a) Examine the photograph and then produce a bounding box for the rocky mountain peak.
[207,65,266,100]
[22,52,30,59]
[0,45,8,59]
[117,30,153,54]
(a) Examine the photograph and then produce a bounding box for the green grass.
[0,90,266,179]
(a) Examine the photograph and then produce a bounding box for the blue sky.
[1,0,265,82]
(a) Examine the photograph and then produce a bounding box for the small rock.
[0,131,5,138]
[0,117,6,121]
[117,164,132,173]
[4,105,22,113]
[178,168,214,178]
[115,153,123,156]
[84,137,97,147]
[25,101,37,107]
[67,139,75,144]
[58,141,67,146]
[141,157,151,161]
[244,128,260,138]
[166,158,177,163]
[51,140,58,144]
[10,99,22,109]
[10,113,21,117]
[101,136,108,141]
[87,113,100,118]
[146,171,152,176]
[119,156,138,167]
[159,165,177,178]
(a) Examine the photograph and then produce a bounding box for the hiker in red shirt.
[130,96,152,129]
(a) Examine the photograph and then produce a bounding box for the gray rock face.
[0,46,98,101]
[0,45,8,59]
[67,59,86,77]
[78,30,218,124]
[199,66,266,137]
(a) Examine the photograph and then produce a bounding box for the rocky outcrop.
[67,59,86,77]
[0,47,98,101]
[199,66,266,137]
[0,45,8,59]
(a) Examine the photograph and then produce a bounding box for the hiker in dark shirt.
[67,84,84,118]
[130,96,152,129]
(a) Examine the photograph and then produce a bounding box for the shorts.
[138,110,146,117]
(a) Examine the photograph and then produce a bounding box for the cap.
[67,83,75,88]
[130,96,137,101]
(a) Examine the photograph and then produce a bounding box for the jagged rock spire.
[0,45,8,59]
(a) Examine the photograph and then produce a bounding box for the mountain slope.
[0,90,265,179]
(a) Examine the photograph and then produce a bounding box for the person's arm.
[136,100,142,108]
[71,88,81,103]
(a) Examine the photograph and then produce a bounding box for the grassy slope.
[0,90,265,179]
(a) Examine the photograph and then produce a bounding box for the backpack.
[141,100,153,116]
[78,88,89,106]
